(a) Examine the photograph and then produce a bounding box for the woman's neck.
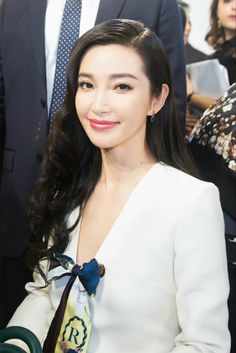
[224,29,236,41]
[99,146,156,187]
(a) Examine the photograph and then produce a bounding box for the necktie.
[48,0,82,132]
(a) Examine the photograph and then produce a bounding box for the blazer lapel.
[28,0,47,79]
[95,0,126,24]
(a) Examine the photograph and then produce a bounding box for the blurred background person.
[178,0,208,64]
[183,0,235,135]
[206,0,236,85]
[178,1,209,135]
[188,83,236,353]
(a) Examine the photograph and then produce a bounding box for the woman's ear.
[148,84,169,116]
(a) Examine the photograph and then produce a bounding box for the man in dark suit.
[0,0,186,327]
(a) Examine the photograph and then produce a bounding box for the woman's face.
[217,0,236,40]
[75,44,166,152]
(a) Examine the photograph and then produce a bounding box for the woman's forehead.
[79,44,144,72]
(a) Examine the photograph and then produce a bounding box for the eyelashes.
[78,81,133,92]
[114,83,132,91]
[78,81,93,89]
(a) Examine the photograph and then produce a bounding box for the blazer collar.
[95,0,126,24]
[28,0,47,78]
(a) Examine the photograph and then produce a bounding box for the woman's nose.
[231,0,236,9]
[91,90,110,115]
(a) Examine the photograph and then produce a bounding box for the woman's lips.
[89,119,119,130]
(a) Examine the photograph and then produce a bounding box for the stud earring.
[150,112,156,123]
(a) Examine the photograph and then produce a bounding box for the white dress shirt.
[45,0,100,112]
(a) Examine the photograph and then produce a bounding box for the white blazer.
[8,163,230,353]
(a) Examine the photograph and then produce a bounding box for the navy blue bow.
[53,252,105,295]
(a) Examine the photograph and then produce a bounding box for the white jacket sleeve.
[171,183,230,353]
[6,258,54,351]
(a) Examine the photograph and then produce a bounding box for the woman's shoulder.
[153,164,223,227]
[143,163,221,226]
[152,162,219,201]
[211,36,236,59]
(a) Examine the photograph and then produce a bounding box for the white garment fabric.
[45,0,100,112]
[8,164,230,353]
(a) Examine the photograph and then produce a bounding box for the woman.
[7,19,230,353]
[205,0,236,84]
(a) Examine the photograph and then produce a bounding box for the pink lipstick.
[89,119,119,130]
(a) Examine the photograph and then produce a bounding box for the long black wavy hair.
[28,19,197,273]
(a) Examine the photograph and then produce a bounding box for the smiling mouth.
[89,119,119,130]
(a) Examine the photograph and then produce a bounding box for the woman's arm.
[186,74,215,111]
[188,93,215,112]
[171,183,230,353]
[6,259,54,352]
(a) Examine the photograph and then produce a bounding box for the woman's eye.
[115,84,132,91]
[78,82,93,89]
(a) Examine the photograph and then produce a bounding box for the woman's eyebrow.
[78,72,138,80]
[78,72,93,78]
[109,73,138,80]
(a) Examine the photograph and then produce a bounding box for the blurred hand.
[185,108,198,135]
